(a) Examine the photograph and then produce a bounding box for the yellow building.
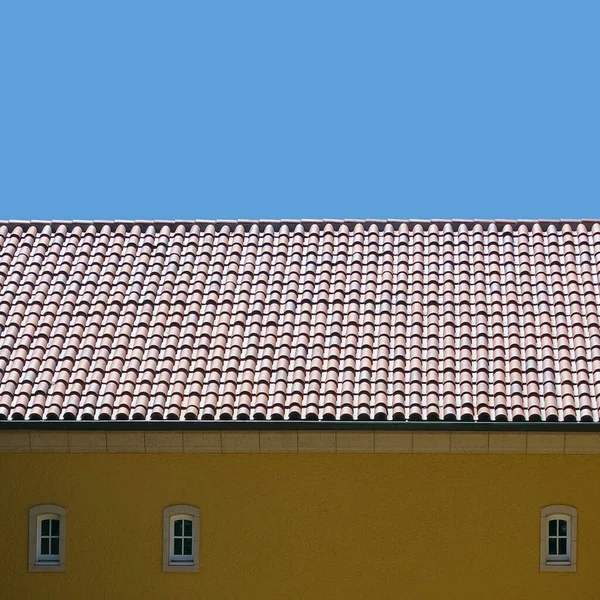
[1,220,600,599]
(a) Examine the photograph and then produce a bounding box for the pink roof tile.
[2,220,600,422]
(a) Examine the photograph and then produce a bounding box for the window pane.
[51,519,60,536]
[184,538,192,555]
[549,538,557,555]
[41,538,50,555]
[559,520,567,536]
[51,538,59,555]
[41,519,50,536]
[174,519,182,536]
[174,538,182,555]
[559,538,567,555]
[184,520,192,536]
[549,520,557,536]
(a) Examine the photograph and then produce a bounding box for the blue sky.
[1,2,598,220]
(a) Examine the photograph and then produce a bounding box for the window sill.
[163,562,199,573]
[29,563,65,573]
[540,561,576,573]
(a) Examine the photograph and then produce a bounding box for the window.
[171,516,194,563]
[540,505,577,572]
[37,516,61,562]
[163,505,200,572]
[29,504,66,572]
[547,517,569,560]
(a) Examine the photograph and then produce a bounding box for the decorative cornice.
[3,430,600,454]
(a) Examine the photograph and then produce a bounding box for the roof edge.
[1,218,599,233]
[1,420,600,432]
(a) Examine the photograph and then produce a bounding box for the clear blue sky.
[1,2,598,220]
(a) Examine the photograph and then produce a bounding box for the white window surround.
[163,505,200,572]
[540,505,577,572]
[28,504,66,572]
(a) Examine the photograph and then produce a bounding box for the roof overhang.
[3,420,600,432]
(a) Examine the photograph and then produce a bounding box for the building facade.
[1,219,600,598]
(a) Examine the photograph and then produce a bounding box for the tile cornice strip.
[2,430,600,454]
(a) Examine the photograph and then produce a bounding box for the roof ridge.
[0,218,598,232]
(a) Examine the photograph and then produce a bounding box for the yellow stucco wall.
[1,452,599,599]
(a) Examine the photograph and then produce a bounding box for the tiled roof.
[1,219,600,423]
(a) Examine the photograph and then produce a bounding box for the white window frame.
[540,505,577,572]
[163,505,200,572]
[170,515,194,564]
[29,504,66,572]
[36,514,61,563]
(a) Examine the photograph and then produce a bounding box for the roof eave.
[1,420,600,432]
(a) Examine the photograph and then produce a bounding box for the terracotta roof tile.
[3,220,600,421]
